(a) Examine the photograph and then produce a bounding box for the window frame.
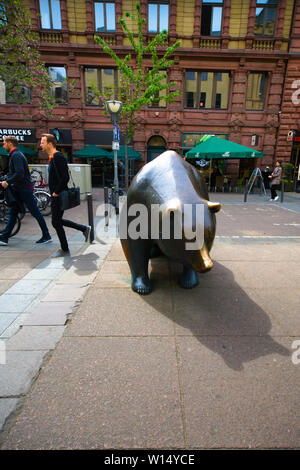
[254,1,278,37]
[84,67,119,106]
[93,1,116,33]
[201,0,223,37]
[245,71,268,111]
[148,0,169,34]
[47,65,68,105]
[184,70,230,110]
[39,0,62,30]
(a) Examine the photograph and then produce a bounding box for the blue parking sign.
[113,124,120,142]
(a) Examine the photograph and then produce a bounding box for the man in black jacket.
[40,134,90,257]
[0,136,51,246]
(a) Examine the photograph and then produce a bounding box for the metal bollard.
[281,179,284,203]
[244,179,248,202]
[104,186,109,227]
[87,193,94,243]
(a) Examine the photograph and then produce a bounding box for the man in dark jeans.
[0,136,51,246]
[40,134,91,258]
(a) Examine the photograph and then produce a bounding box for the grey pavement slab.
[0,350,48,396]
[0,294,37,313]
[0,281,16,296]
[0,315,18,336]
[41,285,88,302]
[177,336,299,449]
[65,287,174,337]
[0,399,20,430]
[5,326,66,351]
[4,280,51,296]
[0,315,29,339]
[22,268,64,280]
[1,337,184,450]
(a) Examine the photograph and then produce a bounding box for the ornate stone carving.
[70,113,84,129]
[228,114,245,131]
[265,114,279,134]
[168,112,182,131]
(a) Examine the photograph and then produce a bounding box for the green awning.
[0,147,8,156]
[18,144,37,156]
[186,135,263,159]
[109,145,142,160]
[0,145,37,156]
[72,145,110,158]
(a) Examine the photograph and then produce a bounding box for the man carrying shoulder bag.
[40,134,91,258]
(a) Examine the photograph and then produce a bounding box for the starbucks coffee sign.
[0,128,36,143]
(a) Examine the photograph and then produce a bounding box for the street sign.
[112,141,120,150]
[113,124,120,142]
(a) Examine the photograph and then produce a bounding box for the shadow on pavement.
[144,258,290,372]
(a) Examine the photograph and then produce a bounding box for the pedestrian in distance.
[268,160,283,202]
[40,133,91,258]
[0,135,52,246]
[262,166,271,190]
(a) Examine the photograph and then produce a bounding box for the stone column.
[115,0,123,45]
[85,0,95,44]
[221,0,231,49]
[246,0,256,49]
[275,0,286,50]
[193,0,201,47]
[60,0,69,43]
[169,0,177,44]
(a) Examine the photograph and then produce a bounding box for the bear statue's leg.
[121,238,152,295]
[178,265,199,289]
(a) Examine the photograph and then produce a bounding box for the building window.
[254,0,278,37]
[39,0,62,30]
[184,71,230,109]
[148,1,169,33]
[84,68,119,105]
[201,0,223,36]
[246,72,268,110]
[94,1,115,32]
[48,66,67,105]
[0,80,31,105]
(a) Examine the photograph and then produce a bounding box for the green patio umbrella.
[0,147,8,156]
[186,135,263,159]
[18,144,37,156]
[72,145,110,158]
[0,145,37,156]
[109,145,142,160]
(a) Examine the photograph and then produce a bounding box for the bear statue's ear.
[207,201,221,213]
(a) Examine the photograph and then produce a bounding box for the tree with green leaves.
[0,0,55,113]
[93,2,182,141]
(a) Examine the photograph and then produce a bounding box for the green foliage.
[282,163,294,181]
[94,2,182,140]
[0,0,55,114]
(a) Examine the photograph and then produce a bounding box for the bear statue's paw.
[178,268,199,289]
[132,276,152,295]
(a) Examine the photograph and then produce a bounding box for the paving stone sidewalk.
[0,196,299,449]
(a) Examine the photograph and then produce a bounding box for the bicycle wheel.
[34,191,51,216]
[0,204,21,237]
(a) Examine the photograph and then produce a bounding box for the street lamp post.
[105,100,123,208]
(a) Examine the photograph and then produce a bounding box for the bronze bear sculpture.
[120,151,221,295]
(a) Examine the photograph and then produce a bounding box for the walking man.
[0,136,51,246]
[269,160,283,201]
[40,134,90,258]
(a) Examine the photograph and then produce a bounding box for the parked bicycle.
[106,185,125,219]
[28,169,51,216]
[0,186,21,237]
